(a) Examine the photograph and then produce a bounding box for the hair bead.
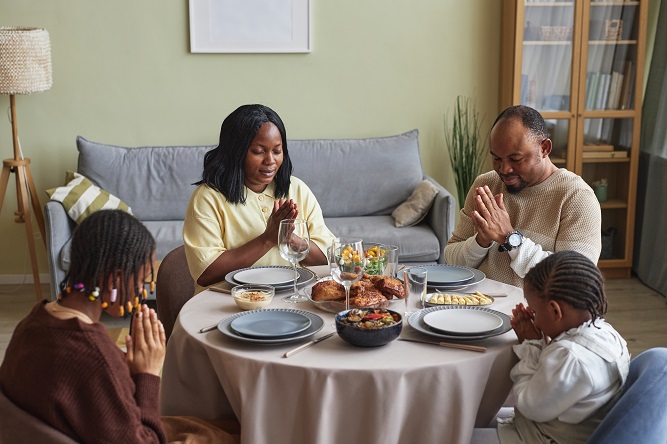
[150,281,155,293]
[110,288,117,303]
[101,302,109,309]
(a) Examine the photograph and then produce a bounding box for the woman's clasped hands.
[263,198,298,244]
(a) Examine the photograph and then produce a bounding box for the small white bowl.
[231,284,274,310]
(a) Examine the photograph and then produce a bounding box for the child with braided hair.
[0,210,239,443]
[498,250,630,443]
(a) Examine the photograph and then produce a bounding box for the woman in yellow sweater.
[184,104,335,294]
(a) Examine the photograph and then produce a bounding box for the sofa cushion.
[392,179,440,228]
[324,215,440,262]
[46,171,132,224]
[289,130,423,218]
[76,137,212,221]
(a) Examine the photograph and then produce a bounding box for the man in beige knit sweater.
[445,105,601,287]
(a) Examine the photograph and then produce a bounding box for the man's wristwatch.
[498,230,524,252]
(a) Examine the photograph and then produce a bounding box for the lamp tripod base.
[0,157,46,301]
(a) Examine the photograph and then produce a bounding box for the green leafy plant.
[444,96,488,209]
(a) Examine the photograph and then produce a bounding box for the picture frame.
[189,0,311,53]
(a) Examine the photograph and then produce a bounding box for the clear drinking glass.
[329,238,365,311]
[404,267,427,318]
[278,219,310,303]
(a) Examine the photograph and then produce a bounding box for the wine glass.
[329,238,366,311]
[279,219,310,303]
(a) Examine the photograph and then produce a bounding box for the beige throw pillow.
[391,180,439,228]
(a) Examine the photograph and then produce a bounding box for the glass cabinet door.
[521,2,576,112]
[585,1,641,111]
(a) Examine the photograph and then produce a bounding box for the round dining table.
[160,266,522,444]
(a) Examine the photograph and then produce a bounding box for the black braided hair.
[59,210,155,311]
[491,105,550,142]
[524,251,607,327]
[195,104,293,204]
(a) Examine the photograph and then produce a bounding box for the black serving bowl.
[335,308,403,347]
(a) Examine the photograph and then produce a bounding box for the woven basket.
[0,27,52,94]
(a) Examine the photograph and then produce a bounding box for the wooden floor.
[0,278,665,362]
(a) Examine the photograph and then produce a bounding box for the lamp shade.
[0,27,52,95]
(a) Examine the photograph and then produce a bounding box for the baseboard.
[0,273,51,285]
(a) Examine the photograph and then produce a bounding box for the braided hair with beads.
[524,250,607,327]
[59,210,155,314]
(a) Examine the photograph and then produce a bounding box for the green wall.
[0,1,501,276]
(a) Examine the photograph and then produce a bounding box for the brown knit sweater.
[0,301,167,444]
[445,169,602,287]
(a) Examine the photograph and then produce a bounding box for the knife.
[199,323,219,333]
[282,332,336,358]
[398,337,486,353]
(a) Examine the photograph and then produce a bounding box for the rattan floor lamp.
[0,27,52,300]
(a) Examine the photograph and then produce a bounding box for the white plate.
[234,267,296,285]
[225,266,315,290]
[407,306,511,341]
[422,309,503,335]
[230,310,312,338]
[218,309,324,345]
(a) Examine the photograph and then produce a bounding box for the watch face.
[508,233,523,247]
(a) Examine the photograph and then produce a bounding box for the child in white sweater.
[498,250,630,443]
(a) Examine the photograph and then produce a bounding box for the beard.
[502,176,529,194]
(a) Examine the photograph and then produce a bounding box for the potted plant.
[444,96,488,209]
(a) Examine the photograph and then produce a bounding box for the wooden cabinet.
[500,0,648,278]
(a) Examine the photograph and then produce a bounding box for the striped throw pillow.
[46,171,132,224]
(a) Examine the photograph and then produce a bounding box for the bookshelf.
[500,0,648,278]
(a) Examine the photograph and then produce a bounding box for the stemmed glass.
[329,238,366,311]
[279,219,310,303]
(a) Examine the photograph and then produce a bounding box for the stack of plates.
[407,305,511,341]
[218,308,324,344]
[225,265,316,291]
[399,265,485,291]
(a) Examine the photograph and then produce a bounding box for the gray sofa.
[44,130,456,300]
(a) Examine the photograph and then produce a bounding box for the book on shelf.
[597,73,611,110]
[607,71,624,110]
[582,150,628,159]
[586,72,599,110]
[619,61,635,110]
[583,143,614,152]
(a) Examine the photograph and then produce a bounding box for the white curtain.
[634,0,667,297]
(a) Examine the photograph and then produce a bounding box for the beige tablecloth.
[160,266,522,444]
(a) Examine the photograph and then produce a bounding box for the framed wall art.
[189,0,311,53]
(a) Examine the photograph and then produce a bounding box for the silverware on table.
[199,323,219,333]
[282,332,336,358]
[485,293,509,298]
[208,285,232,294]
[398,337,487,353]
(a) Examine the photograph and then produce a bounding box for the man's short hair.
[492,105,549,141]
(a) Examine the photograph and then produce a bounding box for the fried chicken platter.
[306,273,406,313]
